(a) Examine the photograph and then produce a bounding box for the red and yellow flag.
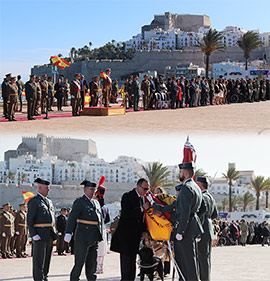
[100,71,107,79]
[50,56,70,69]
[22,191,35,203]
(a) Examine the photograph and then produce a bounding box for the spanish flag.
[100,71,107,79]
[22,191,35,203]
[50,56,71,69]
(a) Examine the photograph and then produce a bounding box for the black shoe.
[12,118,17,121]
[16,254,22,258]
[8,119,13,121]
[2,254,7,259]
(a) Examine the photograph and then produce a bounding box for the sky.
[1,133,270,179]
[0,0,270,81]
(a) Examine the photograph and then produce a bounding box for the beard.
[179,176,185,182]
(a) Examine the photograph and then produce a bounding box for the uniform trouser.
[48,91,54,109]
[80,91,85,110]
[27,99,36,119]
[1,233,11,255]
[41,93,47,112]
[70,240,98,281]
[10,234,16,253]
[57,234,65,254]
[3,96,8,117]
[90,94,98,107]
[71,97,80,115]
[133,94,139,110]
[103,92,109,107]
[8,96,18,119]
[32,238,53,281]
[120,252,137,281]
[174,237,199,281]
[198,234,212,281]
[143,93,150,109]
[18,93,23,109]
[35,93,41,113]
[15,233,27,255]
[63,92,68,106]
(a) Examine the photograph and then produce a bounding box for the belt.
[77,219,98,225]
[4,224,12,227]
[34,223,54,228]
[73,89,80,92]
[18,224,27,227]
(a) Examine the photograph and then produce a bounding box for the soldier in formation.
[70,73,81,116]
[25,74,37,120]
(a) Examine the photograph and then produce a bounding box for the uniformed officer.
[174,162,204,281]
[70,73,81,116]
[35,76,42,115]
[47,76,54,111]
[14,202,28,258]
[25,74,37,120]
[27,178,58,281]
[40,74,49,113]
[1,73,12,119]
[102,68,112,107]
[16,75,24,112]
[141,74,151,110]
[0,202,15,258]
[7,76,19,121]
[56,208,67,255]
[196,176,218,281]
[64,180,103,281]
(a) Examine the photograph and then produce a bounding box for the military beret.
[34,178,50,185]
[3,202,11,207]
[5,73,12,77]
[196,176,210,186]
[80,180,96,188]
[178,162,195,169]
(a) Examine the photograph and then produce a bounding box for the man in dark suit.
[64,180,102,281]
[56,208,67,255]
[171,77,178,109]
[27,178,58,281]
[110,178,149,281]
[131,76,140,111]
[174,162,204,281]
[196,177,218,281]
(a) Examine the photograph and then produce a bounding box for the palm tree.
[142,162,173,192]
[222,167,240,212]
[8,171,15,184]
[263,178,270,209]
[89,42,92,50]
[221,198,228,212]
[194,168,207,179]
[237,31,263,70]
[249,176,266,210]
[238,192,255,211]
[142,41,148,50]
[70,47,76,59]
[231,197,240,211]
[58,53,63,58]
[21,173,29,184]
[198,29,226,78]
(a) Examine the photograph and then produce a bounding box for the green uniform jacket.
[25,81,37,101]
[0,210,14,236]
[27,194,58,241]
[66,195,102,243]
[7,83,18,102]
[176,178,204,238]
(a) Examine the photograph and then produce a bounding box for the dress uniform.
[1,73,11,119]
[239,219,248,246]
[196,177,218,281]
[141,76,151,110]
[47,76,54,111]
[27,178,58,281]
[6,77,18,121]
[1,202,15,258]
[25,75,37,120]
[102,69,112,107]
[15,203,28,258]
[70,74,81,116]
[174,162,204,281]
[40,75,49,113]
[16,75,24,112]
[35,77,42,115]
[65,180,102,281]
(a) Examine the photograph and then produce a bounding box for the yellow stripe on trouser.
[77,219,98,225]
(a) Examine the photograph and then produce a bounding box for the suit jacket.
[27,194,58,241]
[25,81,37,101]
[65,195,102,243]
[176,179,204,238]
[110,188,146,254]
[56,214,67,233]
[200,190,218,239]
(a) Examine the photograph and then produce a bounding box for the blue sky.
[0,0,270,81]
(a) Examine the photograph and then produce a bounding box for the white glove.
[32,234,41,241]
[16,231,20,235]
[176,233,183,241]
[64,233,72,243]
[58,232,62,236]
[2,232,6,237]
[195,237,201,242]
[146,194,154,205]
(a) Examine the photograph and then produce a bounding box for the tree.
[238,192,255,211]
[221,198,228,212]
[237,31,263,70]
[8,171,15,183]
[21,173,29,184]
[263,178,270,209]
[89,42,92,50]
[142,41,148,50]
[194,168,208,179]
[231,197,240,211]
[222,167,240,212]
[142,162,173,192]
[198,29,226,78]
[249,176,266,210]
[58,53,63,58]
[70,47,76,59]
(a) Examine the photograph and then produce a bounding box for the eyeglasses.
[139,185,149,191]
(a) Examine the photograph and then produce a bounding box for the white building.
[0,161,8,183]
[220,26,246,47]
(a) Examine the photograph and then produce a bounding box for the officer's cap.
[61,208,67,211]
[196,176,210,186]
[11,76,16,80]
[106,68,111,72]
[178,162,195,169]
[3,202,11,207]
[36,76,40,80]
[80,180,96,188]
[19,202,26,206]
[75,73,80,77]
[5,73,12,77]
[30,74,36,78]
[34,178,50,185]
[42,74,47,77]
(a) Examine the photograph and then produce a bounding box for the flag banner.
[100,72,107,79]
[182,136,196,163]
[50,56,70,69]
[22,191,35,203]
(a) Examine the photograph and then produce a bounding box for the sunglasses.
[139,185,149,191]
